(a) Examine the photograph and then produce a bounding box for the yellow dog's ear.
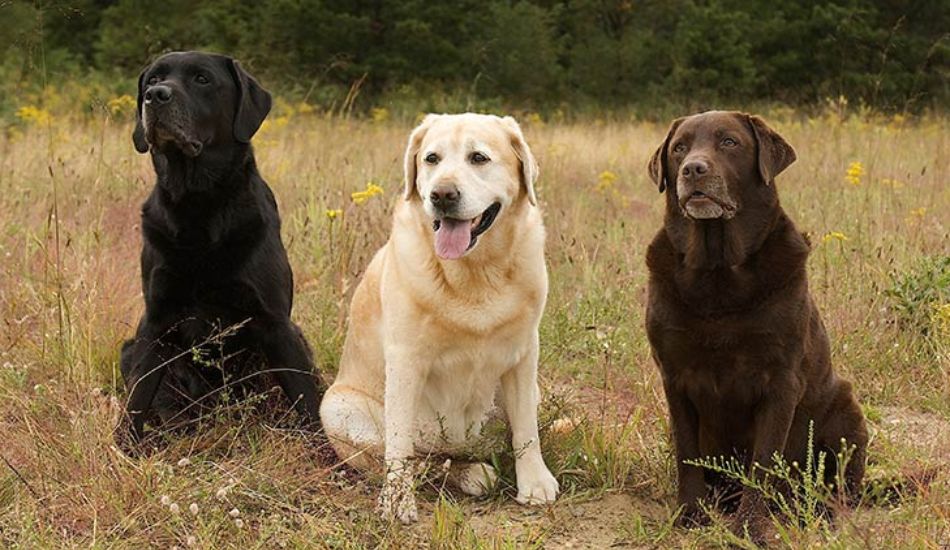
[403,114,441,201]
[501,116,539,206]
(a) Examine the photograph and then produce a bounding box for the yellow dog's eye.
[470,152,490,164]
[424,152,439,164]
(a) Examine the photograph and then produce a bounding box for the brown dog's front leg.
[733,380,800,543]
[663,380,707,527]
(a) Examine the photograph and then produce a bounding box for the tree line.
[3,0,948,117]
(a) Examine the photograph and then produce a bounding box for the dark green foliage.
[885,255,950,336]
[1,0,947,115]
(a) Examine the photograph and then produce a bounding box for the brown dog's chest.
[661,327,794,404]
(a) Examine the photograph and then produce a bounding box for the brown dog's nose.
[681,159,709,179]
[430,185,460,210]
[144,85,173,105]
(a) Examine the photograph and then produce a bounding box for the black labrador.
[119,51,324,446]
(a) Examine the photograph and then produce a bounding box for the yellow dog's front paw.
[515,464,559,505]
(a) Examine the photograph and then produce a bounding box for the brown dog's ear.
[402,114,440,201]
[227,59,273,143]
[501,116,539,206]
[647,118,684,193]
[746,114,796,185]
[132,66,149,154]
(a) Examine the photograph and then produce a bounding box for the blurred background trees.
[2,0,947,118]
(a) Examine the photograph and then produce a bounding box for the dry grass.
[0,110,947,548]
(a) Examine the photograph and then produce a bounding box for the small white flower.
[215,487,228,500]
[177,458,191,467]
[169,503,180,514]
[186,535,196,546]
[161,495,171,506]
[229,508,241,518]
[189,502,199,515]
[234,518,244,528]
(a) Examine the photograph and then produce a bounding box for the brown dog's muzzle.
[676,157,737,220]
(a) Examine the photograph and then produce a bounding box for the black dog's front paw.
[113,414,161,458]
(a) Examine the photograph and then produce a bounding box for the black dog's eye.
[672,143,687,153]
[722,137,738,147]
[195,74,210,85]
[470,152,490,164]
[146,75,159,86]
[424,152,440,165]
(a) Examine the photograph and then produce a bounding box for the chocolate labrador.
[118,51,324,446]
[645,111,868,540]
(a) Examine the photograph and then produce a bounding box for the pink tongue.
[434,219,472,260]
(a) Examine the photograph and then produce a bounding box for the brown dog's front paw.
[674,502,710,528]
[730,506,774,546]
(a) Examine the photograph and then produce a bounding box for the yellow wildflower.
[15,105,53,126]
[595,170,618,193]
[526,112,543,125]
[296,101,315,115]
[351,182,385,205]
[907,207,926,220]
[325,209,343,220]
[107,94,136,116]
[932,303,950,340]
[880,178,904,189]
[371,107,390,123]
[844,161,864,186]
[821,231,849,244]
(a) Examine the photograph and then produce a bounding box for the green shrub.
[885,255,950,337]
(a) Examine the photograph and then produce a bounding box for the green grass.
[0,109,947,548]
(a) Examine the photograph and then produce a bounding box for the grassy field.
[0,109,947,548]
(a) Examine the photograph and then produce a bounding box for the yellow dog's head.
[403,113,538,260]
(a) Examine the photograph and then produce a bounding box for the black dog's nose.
[681,160,709,178]
[430,186,460,209]
[144,85,172,104]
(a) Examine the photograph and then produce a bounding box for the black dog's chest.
[149,264,262,318]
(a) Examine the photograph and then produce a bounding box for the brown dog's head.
[648,111,796,221]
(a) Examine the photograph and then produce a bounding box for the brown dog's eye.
[195,74,210,85]
[470,152,490,164]
[424,152,440,165]
[672,143,686,154]
[722,137,738,147]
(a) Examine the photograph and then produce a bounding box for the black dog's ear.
[132,66,150,153]
[647,118,684,194]
[227,59,272,143]
[746,114,796,185]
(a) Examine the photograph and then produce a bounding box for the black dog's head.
[132,51,272,157]
[648,111,796,221]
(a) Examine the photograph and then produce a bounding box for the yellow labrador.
[320,113,559,523]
